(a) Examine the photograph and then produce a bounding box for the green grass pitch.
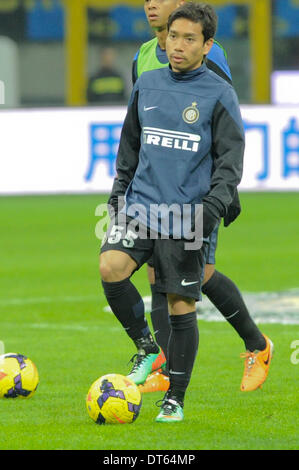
[0,192,298,450]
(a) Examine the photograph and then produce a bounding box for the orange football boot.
[240,334,274,392]
[151,349,166,372]
[138,370,170,393]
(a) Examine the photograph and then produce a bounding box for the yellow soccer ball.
[86,373,142,424]
[0,353,39,399]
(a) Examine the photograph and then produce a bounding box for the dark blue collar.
[169,62,207,81]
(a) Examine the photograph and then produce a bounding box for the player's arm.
[206,41,232,85]
[206,58,232,85]
[202,86,245,236]
[108,52,139,217]
[131,51,139,86]
[206,41,242,226]
[108,85,141,215]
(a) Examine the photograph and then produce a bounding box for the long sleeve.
[203,86,245,218]
[132,56,138,86]
[108,87,141,214]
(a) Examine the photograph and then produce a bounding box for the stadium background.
[0,0,298,451]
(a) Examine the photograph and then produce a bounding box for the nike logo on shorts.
[181,279,198,286]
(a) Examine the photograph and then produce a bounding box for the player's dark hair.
[167,2,218,42]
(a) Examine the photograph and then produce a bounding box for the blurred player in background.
[87,47,127,104]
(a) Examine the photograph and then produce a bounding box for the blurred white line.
[0,295,99,306]
[0,322,120,333]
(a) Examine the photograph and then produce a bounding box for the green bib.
[137,37,169,78]
[136,38,228,78]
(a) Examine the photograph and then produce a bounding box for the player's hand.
[224,203,240,227]
[202,204,220,238]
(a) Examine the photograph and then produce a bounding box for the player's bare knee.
[167,294,195,315]
[99,251,136,282]
[147,265,155,284]
[99,254,114,281]
[99,252,122,281]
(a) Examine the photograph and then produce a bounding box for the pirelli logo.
[143,127,201,152]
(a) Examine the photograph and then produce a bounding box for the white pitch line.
[0,295,100,306]
[28,323,121,332]
[0,322,121,333]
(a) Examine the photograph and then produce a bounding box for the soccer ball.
[0,353,39,399]
[86,373,142,424]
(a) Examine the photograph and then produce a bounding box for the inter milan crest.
[182,102,199,124]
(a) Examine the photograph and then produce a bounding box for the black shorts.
[101,217,207,301]
[147,255,154,268]
[147,223,219,268]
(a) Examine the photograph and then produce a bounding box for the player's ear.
[203,38,214,55]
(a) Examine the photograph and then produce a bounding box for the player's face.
[166,18,213,73]
[144,0,184,29]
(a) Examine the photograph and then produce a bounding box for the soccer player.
[100,2,273,423]
[125,0,271,394]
